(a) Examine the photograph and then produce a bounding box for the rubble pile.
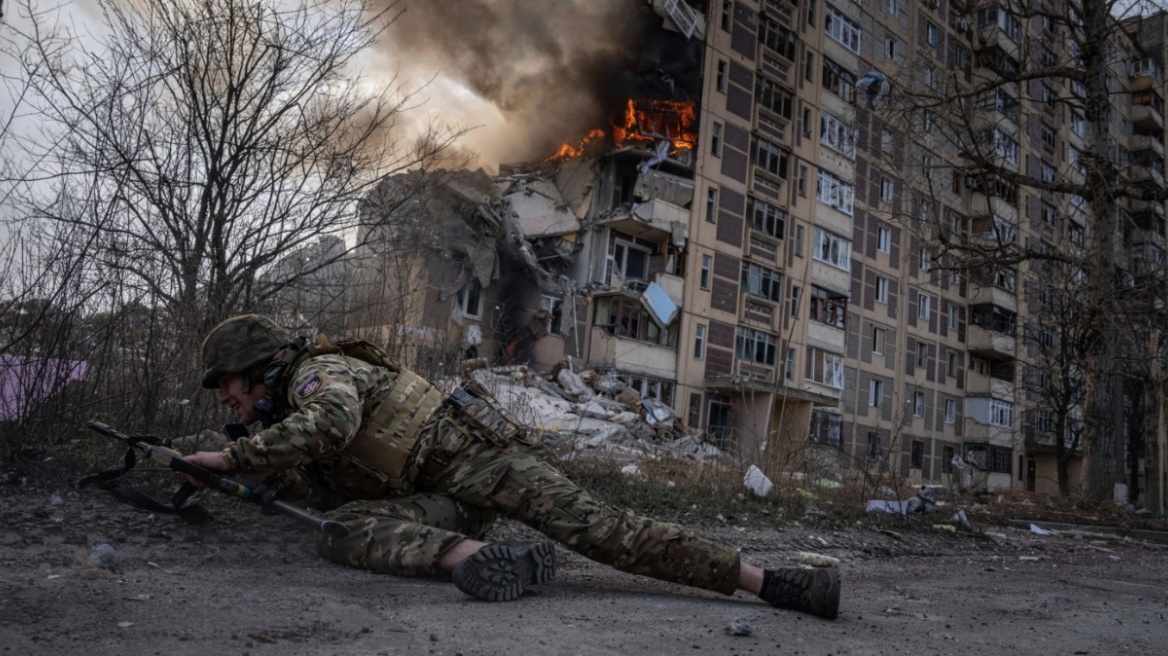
[465,364,725,465]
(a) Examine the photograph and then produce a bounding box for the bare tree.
[877,0,1168,501]
[2,0,461,331]
[0,0,465,463]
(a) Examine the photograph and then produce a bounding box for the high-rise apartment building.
[669,0,1166,508]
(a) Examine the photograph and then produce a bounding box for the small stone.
[430,634,438,642]
[725,618,753,637]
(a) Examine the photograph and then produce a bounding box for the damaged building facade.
[343,0,1168,509]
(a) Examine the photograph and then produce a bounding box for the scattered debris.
[87,541,119,572]
[725,618,753,637]
[743,465,773,497]
[1030,524,1059,536]
[795,552,840,568]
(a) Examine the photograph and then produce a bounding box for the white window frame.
[869,379,884,407]
[816,170,855,215]
[807,347,846,389]
[919,293,932,319]
[875,276,889,304]
[948,305,959,330]
[881,130,893,153]
[886,37,897,60]
[872,326,885,354]
[990,399,1014,427]
[825,5,862,54]
[913,391,925,417]
[820,111,857,159]
[539,295,563,336]
[945,398,957,424]
[813,227,853,271]
[877,225,891,253]
[880,178,894,203]
[456,280,483,319]
[608,238,652,282]
[694,323,706,359]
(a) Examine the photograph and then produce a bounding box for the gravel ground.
[1,488,1166,656]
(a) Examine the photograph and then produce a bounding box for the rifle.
[79,420,349,538]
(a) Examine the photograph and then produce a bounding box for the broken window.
[539,296,563,336]
[809,285,846,328]
[806,347,845,388]
[749,197,786,240]
[594,295,677,348]
[456,280,482,319]
[754,137,790,179]
[735,327,778,365]
[759,17,798,61]
[820,111,856,159]
[822,58,856,103]
[740,263,783,302]
[618,373,675,405]
[755,75,793,119]
[824,4,861,54]
[816,170,854,215]
[812,227,852,271]
[607,234,653,283]
[809,408,842,446]
[911,440,924,468]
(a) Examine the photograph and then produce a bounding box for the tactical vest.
[265,335,446,495]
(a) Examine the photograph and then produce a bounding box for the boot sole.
[810,568,841,619]
[452,541,556,601]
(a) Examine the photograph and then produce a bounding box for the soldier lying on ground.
[183,315,841,618]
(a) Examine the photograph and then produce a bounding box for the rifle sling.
[79,439,210,523]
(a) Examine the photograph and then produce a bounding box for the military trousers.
[314,438,742,595]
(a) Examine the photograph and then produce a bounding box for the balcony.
[967,324,1016,358]
[739,294,777,330]
[588,326,677,380]
[705,357,779,390]
[965,370,1014,397]
[977,24,1020,62]
[1129,197,1166,223]
[1124,163,1166,194]
[968,281,1017,313]
[1132,133,1165,158]
[962,420,1013,444]
[1132,103,1165,135]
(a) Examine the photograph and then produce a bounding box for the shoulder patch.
[293,372,322,398]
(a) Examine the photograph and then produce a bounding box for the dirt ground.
[2,488,1166,656]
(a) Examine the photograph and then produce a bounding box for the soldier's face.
[216,374,268,424]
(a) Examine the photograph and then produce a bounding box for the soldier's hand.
[182,451,231,486]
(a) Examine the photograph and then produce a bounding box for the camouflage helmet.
[200,314,290,389]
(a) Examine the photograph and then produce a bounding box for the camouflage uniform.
[223,353,741,595]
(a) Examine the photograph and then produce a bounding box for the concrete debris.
[620,464,641,476]
[463,364,728,465]
[743,465,774,497]
[725,618,753,637]
[556,368,592,402]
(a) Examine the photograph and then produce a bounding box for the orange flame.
[545,98,697,163]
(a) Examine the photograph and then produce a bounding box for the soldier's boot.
[758,567,840,619]
[452,540,556,602]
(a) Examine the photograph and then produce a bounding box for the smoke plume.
[378,0,658,166]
